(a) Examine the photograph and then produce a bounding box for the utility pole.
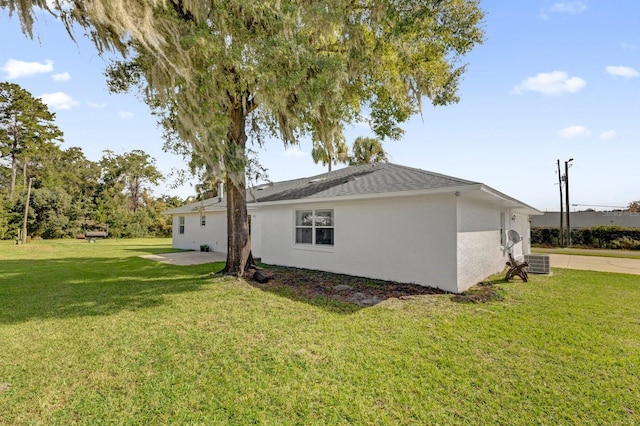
[564,158,574,247]
[557,159,564,247]
[22,177,33,245]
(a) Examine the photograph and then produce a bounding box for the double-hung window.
[178,216,185,235]
[295,209,334,246]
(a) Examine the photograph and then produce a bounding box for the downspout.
[218,181,224,202]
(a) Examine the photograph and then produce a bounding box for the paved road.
[549,254,640,275]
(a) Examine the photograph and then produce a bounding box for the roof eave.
[161,200,227,215]
[478,185,543,215]
[249,184,483,207]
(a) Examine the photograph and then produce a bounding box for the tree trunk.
[223,172,252,276]
[9,152,18,200]
[130,178,140,212]
[221,105,252,276]
[22,157,27,186]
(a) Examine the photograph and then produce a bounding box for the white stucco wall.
[259,194,459,292]
[456,230,504,291]
[172,211,227,252]
[510,213,531,255]
[167,190,533,294]
[456,196,506,291]
[249,212,262,258]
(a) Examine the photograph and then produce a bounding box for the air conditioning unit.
[525,254,550,274]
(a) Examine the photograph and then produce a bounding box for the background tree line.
[0,80,393,242]
[532,226,640,250]
[0,81,182,240]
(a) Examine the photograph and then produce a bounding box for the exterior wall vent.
[525,254,550,274]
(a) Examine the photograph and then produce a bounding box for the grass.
[533,246,640,259]
[1,238,639,424]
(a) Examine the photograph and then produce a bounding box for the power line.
[571,204,627,209]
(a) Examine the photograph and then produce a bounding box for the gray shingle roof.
[248,163,479,202]
[163,163,482,214]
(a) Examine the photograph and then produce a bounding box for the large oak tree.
[4,0,485,277]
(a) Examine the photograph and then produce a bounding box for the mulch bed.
[249,265,450,307]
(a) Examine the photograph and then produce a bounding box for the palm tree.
[349,137,388,165]
[311,139,350,172]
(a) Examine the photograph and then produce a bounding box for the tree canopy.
[5,0,485,276]
[0,80,173,240]
[100,149,163,213]
[350,136,389,165]
[0,143,174,240]
[105,0,485,275]
[311,139,349,172]
[0,81,63,200]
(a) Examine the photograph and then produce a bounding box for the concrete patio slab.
[140,251,226,266]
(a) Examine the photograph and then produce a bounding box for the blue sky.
[1,1,638,211]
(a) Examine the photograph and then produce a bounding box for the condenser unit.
[525,254,550,274]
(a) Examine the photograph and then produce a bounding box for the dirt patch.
[249,265,447,307]
[450,281,504,304]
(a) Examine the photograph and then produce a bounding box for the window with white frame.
[200,214,206,227]
[178,216,185,234]
[295,209,334,246]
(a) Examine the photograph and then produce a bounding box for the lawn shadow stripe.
[0,257,224,324]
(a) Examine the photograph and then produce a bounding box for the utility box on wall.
[525,254,550,274]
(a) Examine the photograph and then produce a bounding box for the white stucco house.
[163,163,541,293]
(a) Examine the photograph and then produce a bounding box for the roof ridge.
[249,162,378,188]
[381,162,480,185]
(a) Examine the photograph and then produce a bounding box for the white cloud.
[87,101,107,108]
[119,111,135,120]
[559,125,591,139]
[283,146,306,158]
[39,92,79,110]
[605,65,639,78]
[621,42,636,51]
[540,1,587,19]
[549,1,588,14]
[600,130,617,140]
[1,59,53,79]
[52,72,71,82]
[512,71,586,95]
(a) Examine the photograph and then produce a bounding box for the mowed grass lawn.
[1,239,639,425]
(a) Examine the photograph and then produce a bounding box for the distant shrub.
[532,226,640,249]
[531,227,560,246]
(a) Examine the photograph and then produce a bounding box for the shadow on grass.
[450,276,509,304]
[248,265,448,314]
[0,256,224,324]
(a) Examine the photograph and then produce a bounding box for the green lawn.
[1,239,639,424]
